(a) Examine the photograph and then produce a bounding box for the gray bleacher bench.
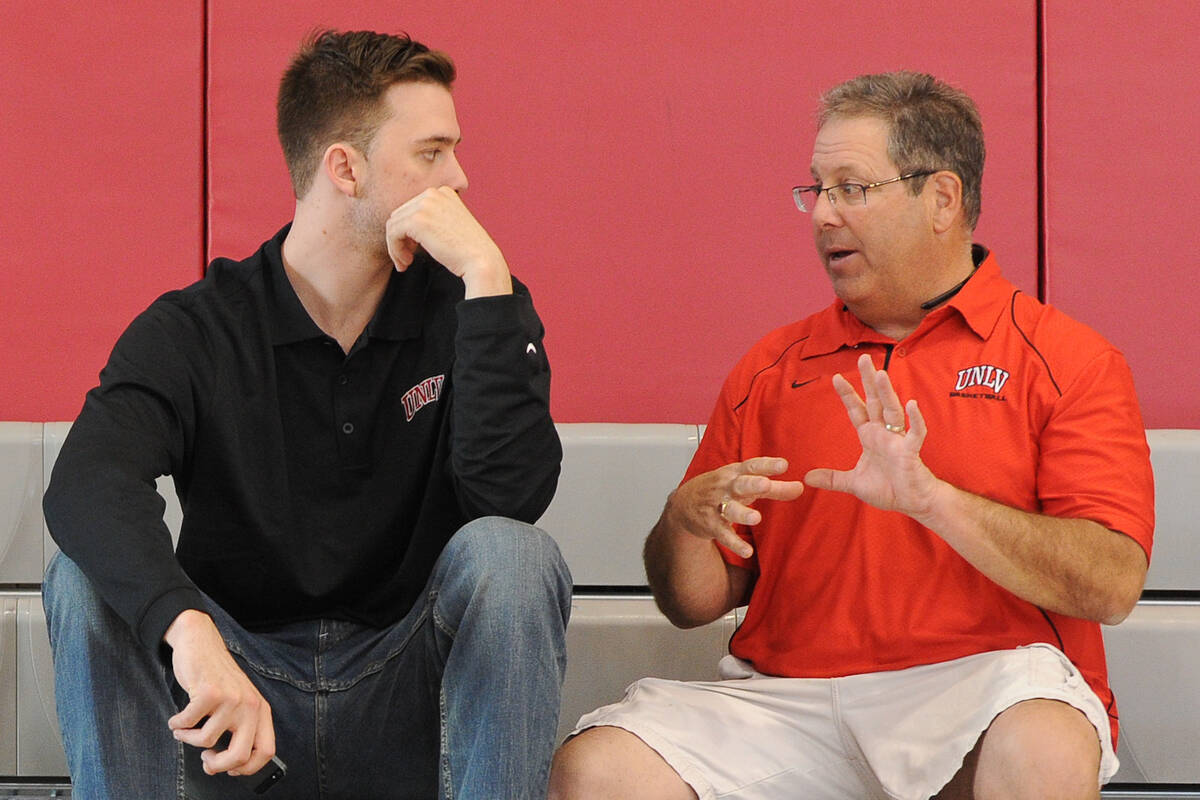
[2,422,1198,796]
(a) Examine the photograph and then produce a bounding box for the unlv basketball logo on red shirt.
[951,364,1011,400]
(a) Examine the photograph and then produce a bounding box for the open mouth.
[827,249,856,263]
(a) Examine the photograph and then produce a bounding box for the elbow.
[652,596,722,630]
[1100,605,1134,626]
[646,569,733,630]
[1095,532,1150,626]
[456,465,560,525]
[42,474,78,550]
[1096,568,1146,626]
[1098,582,1143,625]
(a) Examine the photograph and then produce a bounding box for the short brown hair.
[819,72,985,230]
[277,30,456,198]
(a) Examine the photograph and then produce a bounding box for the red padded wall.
[1043,2,1200,428]
[206,1,1038,423]
[0,2,204,421]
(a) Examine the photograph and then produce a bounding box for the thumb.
[803,468,837,491]
[389,237,417,272]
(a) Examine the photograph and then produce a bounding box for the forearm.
[916,481,1148,624]
[45,411,203,648]
[450,289,560,521]
[644,495,748,629]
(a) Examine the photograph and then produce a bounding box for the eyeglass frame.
[791,170,937,213]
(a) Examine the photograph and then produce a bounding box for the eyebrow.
[414,135,461,147]
[808,169,874,186]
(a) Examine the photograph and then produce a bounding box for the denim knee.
[43,551,110,647]
[433,516,572,630]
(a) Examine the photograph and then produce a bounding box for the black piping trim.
[881,343,895,370]
[1038,606,1119,723]
[732,335,810,413]
[1105,693,1119,722]
[1009,290,1062,397]
[1037,607,1065,652]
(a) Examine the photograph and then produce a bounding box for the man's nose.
[810,190,843,228]
[446,152,469,192]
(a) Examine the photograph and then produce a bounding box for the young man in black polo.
[44,29,570,799]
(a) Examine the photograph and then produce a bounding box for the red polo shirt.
[686,249,1154,742]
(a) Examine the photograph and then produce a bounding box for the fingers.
[703,458,806,559]
[163,616,275,777]
[718,496,758,527]
[173,693,274,776]
[739,456,789,476]
[228,702,276,777]
[834,355,910,434]
[168,696,209,732]
[387,234,419,272]
[672,457,804,559]
[729,459,805,502]
[713,513,755,559]
[171,704,225,749]
[905,398,927,447]
[385,187,512,297]
[860,355,884,422]
[249,701,278,774]
[871,363,908,433]
[832,371,869,427]
[202,722,254,776]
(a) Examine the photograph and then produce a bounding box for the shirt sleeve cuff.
[137,586,207,651]
[456,292,538,336]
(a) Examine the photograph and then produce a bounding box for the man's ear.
[322,142,365,198]
[928,171,964,234]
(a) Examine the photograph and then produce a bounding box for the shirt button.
[896,347,908,357]
[342,422,355,435]
[337,374,349,386]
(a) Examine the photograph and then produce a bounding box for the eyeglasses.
[791,171,935,213]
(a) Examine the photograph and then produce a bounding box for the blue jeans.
[43,516,572,799]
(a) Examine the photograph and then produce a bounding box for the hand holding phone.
[213,730,287,794]
[236,754,287,794]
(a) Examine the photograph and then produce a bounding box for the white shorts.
[570,644,1117,800]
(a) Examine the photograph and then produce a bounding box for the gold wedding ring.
[884,422,906,434]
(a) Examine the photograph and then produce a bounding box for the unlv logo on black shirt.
[401,374,445,422]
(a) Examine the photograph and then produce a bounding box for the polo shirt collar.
[264,224,431,345]
[803,243,1007,357]
[938,244,1007,340]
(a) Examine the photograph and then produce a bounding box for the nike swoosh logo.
[791,378,818,389]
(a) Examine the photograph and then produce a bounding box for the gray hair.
[819,71,985,230]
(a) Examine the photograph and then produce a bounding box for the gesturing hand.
[164,610,276,778]
[804,353,942,517]
[669,457,805,559]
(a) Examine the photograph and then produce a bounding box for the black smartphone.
[212,731,287,794]
[236,754,287,794]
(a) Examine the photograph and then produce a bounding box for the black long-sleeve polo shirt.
[44,225,561,651]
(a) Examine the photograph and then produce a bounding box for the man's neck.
[280,207,392,354]
[852,243,978,342]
